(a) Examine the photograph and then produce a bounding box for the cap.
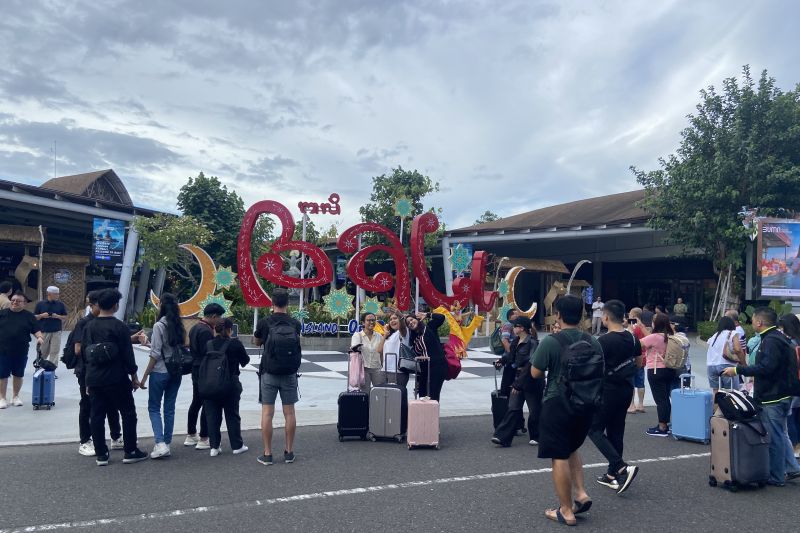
[46,286,60,294]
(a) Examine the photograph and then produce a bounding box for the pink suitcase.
[407,359,440,449]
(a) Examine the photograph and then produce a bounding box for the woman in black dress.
[405,312,447,402]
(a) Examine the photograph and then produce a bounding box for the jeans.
[707,363,737,389]
[787,405,800,445]
[148,372,182,445]
[589,382,633,475]
[188,368,208,438]
[647,368,676,425]
[89,382,138,456]
[204,381,243,450]
[78,373,121,443]
[760,399,800,484]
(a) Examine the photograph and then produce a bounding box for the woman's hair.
[388,310,407,336]
[711,316,736,346]
[652,312,673,343]
[778,313,800,344]
[158,293,185,346]
[214,317,234,337]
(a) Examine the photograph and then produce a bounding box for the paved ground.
[1,414,797,533]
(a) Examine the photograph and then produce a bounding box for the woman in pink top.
[641,314,675,437]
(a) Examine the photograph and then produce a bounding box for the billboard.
[757,218,800,300]
[93,218,126,263]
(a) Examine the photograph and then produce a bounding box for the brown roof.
[451,189,648,235]
[41,169,133,206]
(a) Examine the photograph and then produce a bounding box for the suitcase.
[709,415,770,490]
[407,359,440,449]
[368,353,408,442]
[491,367,508,429]
[32,369,56,410]
[670,374,712,443]
[337,348,369,441]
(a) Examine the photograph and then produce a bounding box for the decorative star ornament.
[362,296,381,316]
[323,287,354,320]
[394,197,413,218]
[498,279,510,297]
[291,308,310,322]
[450,244,472,275]
[498,302,513,322]
[199,293,233,317]
[214,266,237,289]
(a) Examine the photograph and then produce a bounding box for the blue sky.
[0,0,798,230]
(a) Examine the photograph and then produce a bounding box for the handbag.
[722,332,739,363]
[398,343,418,374]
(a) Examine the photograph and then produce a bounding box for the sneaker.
[150,442,170,459]
[96,453,110,466]
[110,438,124,450]
[78,441,96,457]
[210,448,221,457]
[184,434,200,446]
[490,437,502,445]
[233,445,249,455]
[122,448,149,464]
[616,465,639,495]
[786,471,800,481]
[516,428,527,436]
[11,396,22,407]
[528,440,538,446]
[284,450,295,463]
[596,474,620,490]
[257,454,274,466]
[195,438,211,450]
[646,426,670,437]
[0,398,6,409]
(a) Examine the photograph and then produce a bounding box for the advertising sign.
[757,218,800,300]
[93,218,126,263]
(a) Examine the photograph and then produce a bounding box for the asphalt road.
[1,414,797,532]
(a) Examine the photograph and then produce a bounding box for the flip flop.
[545,508,577,527]
[626,408,637,414]
[636,408,646,413]
[573,499,593,514]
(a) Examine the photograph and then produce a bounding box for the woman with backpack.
[705,316,745,398]
[203,317,250,457]
[641,313,677,437]
[140,293,185,459]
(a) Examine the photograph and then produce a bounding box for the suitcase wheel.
[395,435,404,443]
[709,476,717,487]
[33,405,38,411]
[338,435,344,442]
[369,434,376,442]
[757,482,766,488]
[434,444,440,450]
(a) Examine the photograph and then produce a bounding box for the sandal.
[626,408,637,414]
[545,508,577,527]
[573,499,593,514]
[636,407,646,413]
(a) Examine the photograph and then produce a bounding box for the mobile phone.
[629,317,638,324]
[231,323,239,338]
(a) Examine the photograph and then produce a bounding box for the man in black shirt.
[184,303,225,449]
[589,299,641,494]
[83,289,147,465]
[0,292,44,408]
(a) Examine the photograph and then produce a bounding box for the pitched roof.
[449,189,648,236]
[41,169,133,206]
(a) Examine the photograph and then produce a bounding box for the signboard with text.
[93,218,126,263]
[757,218,800,300]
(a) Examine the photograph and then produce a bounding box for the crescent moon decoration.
[150,244,223,318]
[503,266,538,318]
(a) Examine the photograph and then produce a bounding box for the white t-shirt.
[706,330,735,366]
[592,301,604,318]
[382,330,410,374]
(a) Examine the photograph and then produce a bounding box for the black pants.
[89,382,138,456]
[204,381,243,450]
[499,364,525,430]
[589,382,633,475]
[78,373,121,443]
[647,368,676,425]
[417,365,446,402]
[494,380,545,445]
[188,368,208,438]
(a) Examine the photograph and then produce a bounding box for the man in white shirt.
[591,297,604,335]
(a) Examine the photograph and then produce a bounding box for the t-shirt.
[382,330,409,373]
[83,316,137,387]
[706,330,736,367]
[72,314,96,375]
[189,320,215,367]
[592,301,604,318]
[352,330,383,369]
[641,333,668,370]
[673,303,688,316]
[532,328,604,401]
[34,300,68,333]
[599,330,641,387]
[0,309,40,356]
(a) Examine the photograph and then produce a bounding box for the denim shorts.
[633,367,645,389]
[0,354,27,378]
[259,372,299,406]
[707,363,737,389]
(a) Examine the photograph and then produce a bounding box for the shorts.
[538,395,593,460]
[707,363,737,389]
[0,354,27,379]
[633,367,645,389]
[259,372,299,406]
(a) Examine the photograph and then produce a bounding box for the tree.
[632,67,800,284]
[474,210,500,225]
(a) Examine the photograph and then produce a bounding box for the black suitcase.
[491,368,508,429]
[337,351,369,441]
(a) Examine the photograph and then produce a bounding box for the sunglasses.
[10,299,25,304]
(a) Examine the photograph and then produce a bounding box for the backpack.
[164,344,193,377]
[61,328,78,369]
[490,326,505,355]
[715,389,758,421]
[197,340,232,399]
[664,335,689,370]
[554,332,605,416]
[260,319,302,376]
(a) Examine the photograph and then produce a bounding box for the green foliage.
[134,304,157,330]
[229,304,255,335]
[291,302,333,323]
[437,320,450,338]
[632,66,800,280]
[696,321,716,341]
[474,210,500,225]
[133,214,212,269]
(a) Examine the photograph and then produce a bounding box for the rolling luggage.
[407,359,440,449]
[338,348,369,441]
[491,367,508,429]
[368,353,408,442]
[32,369,55,410]
[709,415,770,491]
[670,374,712,444]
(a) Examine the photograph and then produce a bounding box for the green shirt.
[532,329,604,401]
[673,303,688,316]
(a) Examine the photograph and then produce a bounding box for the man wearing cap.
[35,286,69,367]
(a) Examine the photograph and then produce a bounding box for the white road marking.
[0,452,710,532]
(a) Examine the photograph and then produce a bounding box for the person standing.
[184,303,225,449]
[673,298,688,322]
[254,289,302,466]
[406,311,448,402]
[140,293,185,459]
[34,286,68,367]
[641,314,676,437]
[532,295,602,526]
[590,299,641,494]
[379,310,411,390]
[591,297,604,336]
[83,289,147,466]
[627,307,647,414]
[705,316,745,396]
[351,313,385,392]
[0,292,44,408]
[0,281,12,310]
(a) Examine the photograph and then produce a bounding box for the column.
[114,225,139,321]
[441,236,454,296]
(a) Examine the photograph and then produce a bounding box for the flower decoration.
[323,287,355,320]
[199,293,233,317]
[214,265,237,289]
[362,296,381,316]
[497,279,510,297]
[291,308,310,322]
[394,197,413,218]
[450,244,472,275]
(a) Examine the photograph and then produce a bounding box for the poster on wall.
[757,218,800,300]
[93,218,126,263]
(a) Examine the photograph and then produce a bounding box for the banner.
[757,218,800,299]
[92,218,126,263]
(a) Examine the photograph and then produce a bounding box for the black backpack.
[197,340,232,399]
[261,319,301,376]
[554,332,605,416]
[164,344,193,377]
[61,328,79,369]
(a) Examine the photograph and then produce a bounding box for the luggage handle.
[385,352,399,385]
[679,373,695,393]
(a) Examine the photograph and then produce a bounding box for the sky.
[0,0,798,231]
